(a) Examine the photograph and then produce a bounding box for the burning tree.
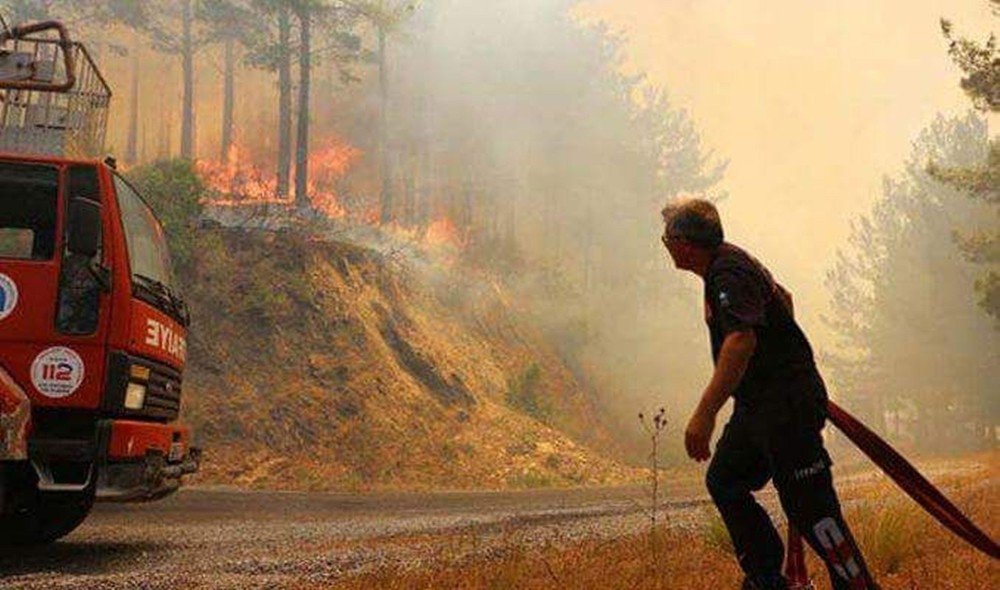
[198,0,361,207]
[197,135,361,219]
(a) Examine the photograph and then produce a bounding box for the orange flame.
[197,135,471,259]
[424,217,467,250]
[197,136,361,219]
[198,143,279,203]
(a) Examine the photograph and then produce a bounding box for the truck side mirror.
[67,197,101,258]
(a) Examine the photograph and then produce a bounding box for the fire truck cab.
[0,21,198,544]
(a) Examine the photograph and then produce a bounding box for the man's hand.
[684,408,716,461]
[684,329,754,463]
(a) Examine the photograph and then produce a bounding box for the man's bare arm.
[685,329,757,461]
[699,329,757,416]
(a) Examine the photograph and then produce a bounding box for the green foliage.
[201,0,361,72]
[135,0,208,56]
[126,159,206,273]
[935,8,1000,322]
[928,141,1000,204]
[0,0,148,28]
[700,508,733,555]
[506,468,557,489]
[847,498,925,575]
[355,0,418,32]
[197,0,259,43]
[940,11,999,112]
[506,363,551,423]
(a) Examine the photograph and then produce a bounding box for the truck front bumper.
[95,420,201,502]
[26,419,200,501]
[96,446,201,502]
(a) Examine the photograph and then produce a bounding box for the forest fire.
[308,140,361,186]
[198,136,469,254]
[198,144,278,203]
[197,136,362,219]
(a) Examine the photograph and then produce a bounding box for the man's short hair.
[661,198,724,249]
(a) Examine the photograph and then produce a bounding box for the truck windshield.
[113,174,176,291]
[0,162,59,260]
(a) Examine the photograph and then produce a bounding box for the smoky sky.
[579,0,997,353]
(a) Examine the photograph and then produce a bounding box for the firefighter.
[659,198,878,590]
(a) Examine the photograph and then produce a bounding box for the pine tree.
[933,2,999,321]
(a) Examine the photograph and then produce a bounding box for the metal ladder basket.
[0,21,111,158]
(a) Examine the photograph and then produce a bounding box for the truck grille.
[103,352,183,422]
[143,369,183,420]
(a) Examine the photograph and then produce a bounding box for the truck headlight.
[124,382,147,410]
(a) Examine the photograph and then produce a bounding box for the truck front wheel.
[0,463,95,545]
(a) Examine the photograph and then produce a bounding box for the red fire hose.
[784,400,998,587]
[826,400,999,560]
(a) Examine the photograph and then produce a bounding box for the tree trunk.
[221,37,235,161]
[125,51,139,163]
[377,26,393,224]
[180,0,195,160]
[277,5,293,198]
[294,8,311,211]
[158,73,172,160]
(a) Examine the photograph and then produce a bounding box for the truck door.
[0,160,110,411]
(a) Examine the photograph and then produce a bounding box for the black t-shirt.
[704,243,826,410]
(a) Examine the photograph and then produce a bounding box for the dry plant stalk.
[638,407,668,564]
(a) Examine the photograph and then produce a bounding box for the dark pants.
[706,385,877,589]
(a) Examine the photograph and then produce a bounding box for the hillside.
[177,228,636,490]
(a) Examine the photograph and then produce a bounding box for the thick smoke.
[379,0,729,444]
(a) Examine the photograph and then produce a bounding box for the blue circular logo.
[0,273,18,321]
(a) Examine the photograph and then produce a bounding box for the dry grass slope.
[180,230,636,490]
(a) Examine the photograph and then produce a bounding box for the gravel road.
[0,485,712,589]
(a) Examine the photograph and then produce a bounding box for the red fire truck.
[0,21,199,544]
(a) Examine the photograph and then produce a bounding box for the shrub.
[505,363,551,423]
[701,506,733,555]
[845,493,926,575]
[507,469,557,489]
[126,159,207,274]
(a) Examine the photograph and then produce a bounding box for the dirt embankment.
[179,230,636,490]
